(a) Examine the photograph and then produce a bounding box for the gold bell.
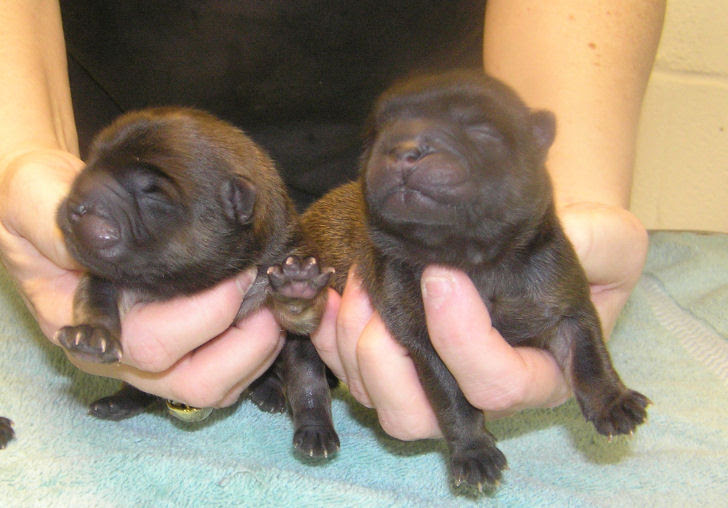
[166,400,213,423]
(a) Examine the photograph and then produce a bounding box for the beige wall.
[631,0,728,233]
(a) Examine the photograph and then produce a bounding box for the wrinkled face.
[362,73,555,258]
[56,111,260,290]
[365,114,510,226]
[58,159,193,280]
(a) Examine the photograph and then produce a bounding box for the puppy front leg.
[56,274,122,364]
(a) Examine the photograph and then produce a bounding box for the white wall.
[631,0,728,233]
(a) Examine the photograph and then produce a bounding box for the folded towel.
[1,231,727,506]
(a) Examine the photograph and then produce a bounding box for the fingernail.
[236,266,258,294]
[346,265,363,290]
[421,270,454,307]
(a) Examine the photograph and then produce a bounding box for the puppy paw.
[451,440,508,491]
[293,424,340,459]
[89,391,156,421]
[583,388,651,438]
[56,324,122,363]
[0,417,15,449]
[248,376,287,414]
[267,256,334,301]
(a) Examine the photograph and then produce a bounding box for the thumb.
[421,265,570,412]
[421,265,529,405]
[559,202,647,288]
[0,149,83,269]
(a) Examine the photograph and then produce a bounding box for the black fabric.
[61,0,485,207]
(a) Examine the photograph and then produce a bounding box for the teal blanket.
[1,231,727,506]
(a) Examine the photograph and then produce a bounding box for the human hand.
[0,149,283,408]
[311,202,648,439]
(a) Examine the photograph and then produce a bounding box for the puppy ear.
[529,110,556,152]
[220,175,256,225]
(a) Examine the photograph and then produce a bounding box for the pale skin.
[0,0,663,427]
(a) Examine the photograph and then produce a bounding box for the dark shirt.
[61,0,485,206]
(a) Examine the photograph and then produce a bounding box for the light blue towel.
[1,231,727,506]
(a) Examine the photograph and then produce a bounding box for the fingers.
[333,268,375,406]
[355,314,442,439]
[312,264,571,443]
[421,265,570,413]
[0,149,83,269]
[559,202,647,288]
[559,202,648,337]
[311,268,441,438]
[120,267,257,372]
[71,304,284,408]
[310,288,345,380]
[158,305,284,407]
[0,150,86,338]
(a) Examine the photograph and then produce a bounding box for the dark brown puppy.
[302,71,649,488]
[0,417,13,449]
[56,107,338,458]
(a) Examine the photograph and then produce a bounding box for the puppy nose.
[67,200,88,223]
[73,213,120,250]
[64,199,120,249]
[389,142,423,164]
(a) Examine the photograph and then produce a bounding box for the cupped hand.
[311,202,648,439]
[0,149,283,408]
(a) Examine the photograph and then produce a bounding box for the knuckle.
[480,389,525,414]
[123,333,176,373]
[336,310,364,338]
[310,329,338,358]
[354,332,380,360]
[471,376,529,413]
[171,377,228,409]
[346,379,372,408]
[349,387,371,408]
[377,410,439,441]
[216,390,243,409]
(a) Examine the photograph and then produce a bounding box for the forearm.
[483,0,665,208]
[0,0,78,164]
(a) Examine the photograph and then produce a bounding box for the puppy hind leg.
[551,314,650,438]
[89,382,158,421]
[248,369,287,414]
[278,335,339,459]
[407,340,507,491]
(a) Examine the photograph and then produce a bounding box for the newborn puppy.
[0,417,13,449]
[56,107,338,458]
[302,71,649,488]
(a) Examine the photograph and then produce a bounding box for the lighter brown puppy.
[56,107,338,458]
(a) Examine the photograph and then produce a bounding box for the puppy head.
[361,70,556,264]
[58,107,287,292]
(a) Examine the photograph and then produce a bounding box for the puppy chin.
[61,228,125,280]
[365,163,471,229]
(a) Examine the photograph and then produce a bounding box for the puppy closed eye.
[132,171,179,204]
[466,124,505,144]
[140,180,163,195]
